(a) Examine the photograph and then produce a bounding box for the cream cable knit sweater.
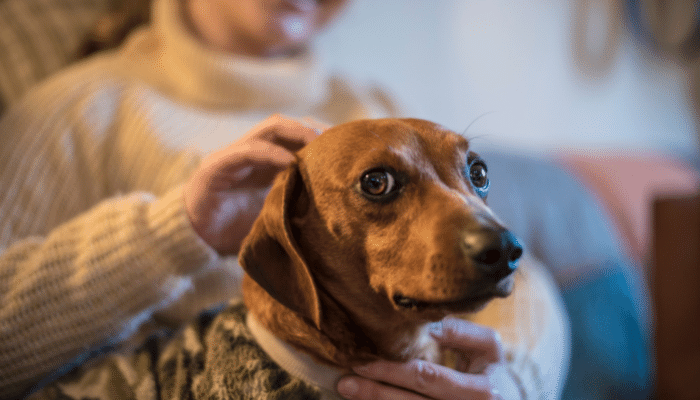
[0,0,569,397]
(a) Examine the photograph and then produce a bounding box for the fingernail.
[352,364,371,375]
[231,165,254,182]
[429,321,443,337]
[337,377,359,398]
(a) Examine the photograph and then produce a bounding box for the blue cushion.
[481,150,653,398]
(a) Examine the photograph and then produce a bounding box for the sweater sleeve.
[0,187,220,399]
[466,254,571,399]
[0,71,221,398]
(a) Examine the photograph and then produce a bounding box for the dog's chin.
[391,275,515,318]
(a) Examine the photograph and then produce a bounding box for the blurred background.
[317,0,698,157]
[326,2,700,398]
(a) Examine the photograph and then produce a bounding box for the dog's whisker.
[460,111,498,139]
[462,133,495,143]
[367,129,391,146]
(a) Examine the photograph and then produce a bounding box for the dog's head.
[239,118,522,334]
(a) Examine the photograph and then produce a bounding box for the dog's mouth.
[391,278,513,313]
[393,292,493,311]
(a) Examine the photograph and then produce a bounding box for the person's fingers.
[335,319,508,400]
[235,139,297,167]
[340,360,497,400]
[205,139,296,172]
[337,375,430,400]
[195,114,323,186]
[245,114,320,150]
[301,116,331,132]
[192,140,296,191]
[430,317,505,371]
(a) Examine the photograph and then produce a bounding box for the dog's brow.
[467,151,483,164]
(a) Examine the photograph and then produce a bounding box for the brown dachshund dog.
[240,118,523,369]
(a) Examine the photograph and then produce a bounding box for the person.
[0,0,570,399]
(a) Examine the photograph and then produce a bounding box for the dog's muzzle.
[393,229,523,311]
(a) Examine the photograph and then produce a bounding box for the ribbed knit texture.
[0,0,568,397]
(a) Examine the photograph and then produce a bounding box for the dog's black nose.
[467,229,523,280]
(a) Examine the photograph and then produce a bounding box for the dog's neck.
[242,275,440,370]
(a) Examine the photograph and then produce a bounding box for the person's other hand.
[184,114,324,255]
[336,317,522,400]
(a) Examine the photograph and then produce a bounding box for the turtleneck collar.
[123,0,330,111]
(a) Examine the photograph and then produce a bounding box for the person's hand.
[184,114,325,255]
[336,318,522,400]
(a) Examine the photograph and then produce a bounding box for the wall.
[315,0,697,157]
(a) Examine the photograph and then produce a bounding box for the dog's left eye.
[359,169,400,200]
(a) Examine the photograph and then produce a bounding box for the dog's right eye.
[359,169,401,201]
[469,162,488,188]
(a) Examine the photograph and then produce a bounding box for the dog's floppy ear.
[239,162,321,329]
